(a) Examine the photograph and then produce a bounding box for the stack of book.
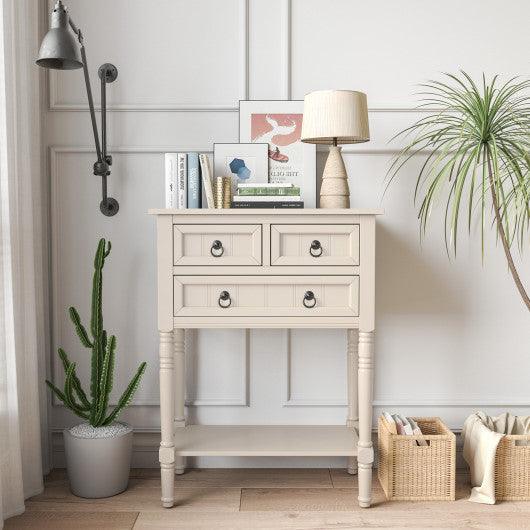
[231,183,303,208]
[381,411,427,446]
[165,153,214,209]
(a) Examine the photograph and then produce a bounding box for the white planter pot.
[63,423,133,498]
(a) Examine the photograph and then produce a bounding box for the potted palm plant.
[388,72,530,309]
[47,238,147,498]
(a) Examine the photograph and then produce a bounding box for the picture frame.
[213,143,269,191]
[239,100,317,207]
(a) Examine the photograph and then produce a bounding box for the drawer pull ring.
[309,240,323,257]
[210,240,224,257]
[218,290,232,308]
[303,291,316,308]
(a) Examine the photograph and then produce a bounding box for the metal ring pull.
[218,290,231,308]
[309,240,323,257]
[210,240,224,257]
[303,291,316,308]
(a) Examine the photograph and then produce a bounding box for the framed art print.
[213,143,269,189]
[239,100,317,207]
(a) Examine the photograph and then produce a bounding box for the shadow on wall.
[375,223,467,317]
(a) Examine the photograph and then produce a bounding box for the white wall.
[45,0,530,467]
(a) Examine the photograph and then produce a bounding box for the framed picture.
[239,100,317,207]
[213,143,269,190]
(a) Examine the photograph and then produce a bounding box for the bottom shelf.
[174,425,358,457]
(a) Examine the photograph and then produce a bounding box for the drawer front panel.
[173,224,262,265]
[174,276,359,317]
[270,224,360,266]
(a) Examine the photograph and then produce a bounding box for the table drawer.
[173,224,262,265]
[173,276,359,317]
[270,224,360,266]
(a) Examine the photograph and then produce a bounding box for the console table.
[150,208,381,508]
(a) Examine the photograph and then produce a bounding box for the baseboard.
[51,429,467,470]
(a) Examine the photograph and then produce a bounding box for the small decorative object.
[388,72,530,311]
[214,143,269,193]
[301,90,370,209]
[214,176,231,209]
[239,100,317,207]
[36,1,119,216]
[46,239,147,498]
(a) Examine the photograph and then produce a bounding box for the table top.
[149,208,384,216]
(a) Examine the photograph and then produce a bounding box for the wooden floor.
[6,468,529,529]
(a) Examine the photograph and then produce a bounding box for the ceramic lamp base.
[319,146,350,208]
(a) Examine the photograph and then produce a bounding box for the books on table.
[231,183,303,209]
[165,152,215,209]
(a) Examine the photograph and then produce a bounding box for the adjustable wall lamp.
[37,0,119,216]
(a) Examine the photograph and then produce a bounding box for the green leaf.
[68,307,92,348]
[57,348,91,409]
[103,362,146,426]
[94,335,116,426]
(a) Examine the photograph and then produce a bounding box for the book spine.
[232,195,301,202]
[177,153,187,209]
[231,201,304,209]
[164,153,178,208]
[187,153,200,208]
[238,182,292,188]
[238,187,301,196]
[199,154,215,208]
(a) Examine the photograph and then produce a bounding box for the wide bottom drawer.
[173,276,359,317]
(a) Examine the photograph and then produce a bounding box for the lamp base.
[319,146,350,209]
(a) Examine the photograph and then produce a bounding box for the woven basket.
[495,434,530,500]
[378,416,456,501]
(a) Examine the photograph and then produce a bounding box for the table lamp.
[301,90,370,208]
[37,1,120,216]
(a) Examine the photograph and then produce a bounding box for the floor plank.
[27,479,241,513]
[241,487,363,511]
[133,510,526,529]
[132,468,333,488]
[5,511,138,529]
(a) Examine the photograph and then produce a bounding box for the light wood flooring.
[6,468,528,529]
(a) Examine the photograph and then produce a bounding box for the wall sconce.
[37,1,119,216]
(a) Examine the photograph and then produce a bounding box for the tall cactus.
[46,239,147,427]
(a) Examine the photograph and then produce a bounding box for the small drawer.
[270,224,360,266]
[173,224,262,266]
[174,275,359,317]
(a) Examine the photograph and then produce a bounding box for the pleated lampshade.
[301,90,370,145]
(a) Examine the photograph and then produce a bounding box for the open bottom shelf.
[174,425,358,457]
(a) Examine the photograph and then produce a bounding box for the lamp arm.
[68,18,103,163]
[80,45,103,163]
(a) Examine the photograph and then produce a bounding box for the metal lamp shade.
[36,1,82,70]
[36,28,82,70]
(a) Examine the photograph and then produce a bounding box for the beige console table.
[150,209,381,508]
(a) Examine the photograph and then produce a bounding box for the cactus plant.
[46,238,147,427]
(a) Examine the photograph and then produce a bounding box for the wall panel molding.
[185,330,250,407]
[48,0,249,112]
[281,330,347,407]
[286,0,438,113]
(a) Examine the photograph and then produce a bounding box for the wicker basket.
[495,433,530,500]
[378,416,456,501]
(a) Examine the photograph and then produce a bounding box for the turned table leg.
[159,330,175,507]
[174,328,186,475]
[357,330,374,508]
[347,329,359,475]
